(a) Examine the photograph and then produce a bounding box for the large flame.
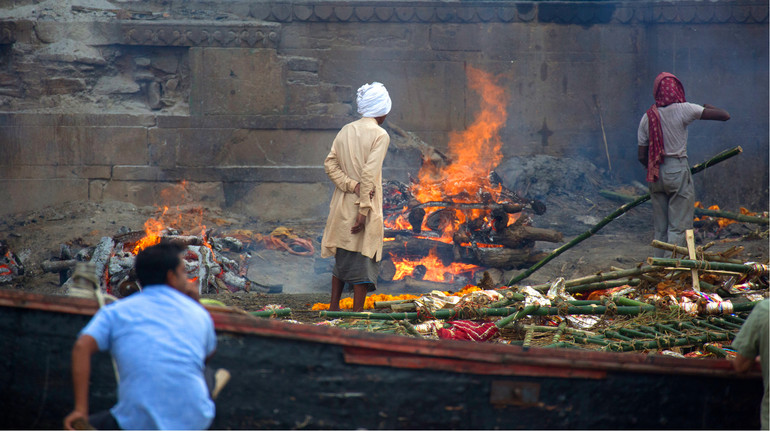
[383,66,511,280]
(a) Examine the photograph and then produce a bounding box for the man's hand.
[354,183,361,197]
[63,410,89,430]
[351,213,366,234]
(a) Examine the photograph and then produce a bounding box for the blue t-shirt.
[81,285,216,430]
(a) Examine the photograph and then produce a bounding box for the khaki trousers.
[649,157,694,258]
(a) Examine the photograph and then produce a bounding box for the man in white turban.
[321,82,392,312]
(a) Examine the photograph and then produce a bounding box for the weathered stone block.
[147,128,179,167]
[56,126,148,165]
[190,48,286,115]
[0,125,58,166]
[224,181,329,221]
[174,128,334,167]
[91,180,225,208]
[0,179,88,216]
[287,70,319,86]
[286,56,320,72]
[429,24,482,51]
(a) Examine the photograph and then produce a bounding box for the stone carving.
[236,1,766,24]
[120,21,280,48]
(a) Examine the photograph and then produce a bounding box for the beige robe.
[321,117,390,261]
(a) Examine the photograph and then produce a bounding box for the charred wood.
[496,225,563,248]
[382,236,455,266]
[379,259,397,282]
[407,207,426,233]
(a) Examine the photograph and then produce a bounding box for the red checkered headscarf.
[645,72,686,182]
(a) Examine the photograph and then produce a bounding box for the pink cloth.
[646,72,687,182]
[437,320,499,342]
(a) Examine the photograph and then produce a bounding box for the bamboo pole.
[551,320,567,344]
[495,304,540,329]
[507,147,742,285]
[600,190,768,225]
[650,240,743,264]
[526,266,656,292]
[704,344,728,358]
[648,258,767,274]
[249,309,292,318]
[565,279,641,294]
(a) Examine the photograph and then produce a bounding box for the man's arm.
[357,134,390,216]
[324,145,359,194]
[732,352,757,373]
[63,334,100,430]
[700,104,731,121]
[638,146,648,168]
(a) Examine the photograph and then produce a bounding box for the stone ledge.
[155,115,353,129]
[112,165,417,183]
[0,165,111,180]
[0,113,157,127]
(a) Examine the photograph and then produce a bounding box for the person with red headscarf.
[637,72,730,257]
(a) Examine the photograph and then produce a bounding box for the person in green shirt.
[731,299,769,429]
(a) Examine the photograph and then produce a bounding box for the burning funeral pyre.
[380,66,562,286]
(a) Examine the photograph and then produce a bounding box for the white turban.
[356,82,391,118]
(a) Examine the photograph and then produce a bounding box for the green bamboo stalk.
[565,279,641,294]
[695,208,769,225]
[571,334,613,347]
[495,304,540,329]
[613,297,649,308]
[650,240,745,264]
[705,316,742,330]
[603,330,634,342]
[704,344,728,358]
[601,191,767,225]
[522,328,535,348]
[722,314,747,325]
[398,320,424,338]
[648,258,766,274]
[618,328,653,339]
[637,325,665,337]
[609,332,732,352]
[527,266,656,292]
[732,301,761,313]
[653,323,684,336]
[522,324,597,337]
[508,146,743,285]
[249,308,291,318]
[551,320,567,344]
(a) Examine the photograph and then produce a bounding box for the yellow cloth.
[321,117,390,261]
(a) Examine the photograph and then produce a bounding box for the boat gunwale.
[0,289,760,379]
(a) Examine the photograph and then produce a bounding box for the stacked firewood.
[42,229,278,297]
[380,177,563,281]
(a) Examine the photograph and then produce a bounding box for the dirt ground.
[2,184,767,322]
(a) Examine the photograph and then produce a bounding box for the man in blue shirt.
[64,243,217,430]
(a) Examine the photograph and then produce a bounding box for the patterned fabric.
[646,72,687,182]
[437,320,499,342]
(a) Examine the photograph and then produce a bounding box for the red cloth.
[437,320,499,342]
[645,72,687,183]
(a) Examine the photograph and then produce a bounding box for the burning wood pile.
[40,206,302,297]
[0,240,24,284]
[379,67,562,286]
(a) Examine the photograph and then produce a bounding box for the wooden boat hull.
[0,290,762,429]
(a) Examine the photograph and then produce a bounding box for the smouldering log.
[382,236,455,266]
[407,207,426,233]
[41,259,78,273]
[379,259,397,282]
[496,225,563,248]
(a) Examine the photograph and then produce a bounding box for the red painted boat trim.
[343,346,608,379]
[0,290,759,379]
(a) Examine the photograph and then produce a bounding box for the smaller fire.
[389,248,478,283]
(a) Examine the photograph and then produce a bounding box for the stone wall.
[1,1,767,220]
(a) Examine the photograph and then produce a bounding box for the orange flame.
[132,206,170,253]
[389,248,479,282]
